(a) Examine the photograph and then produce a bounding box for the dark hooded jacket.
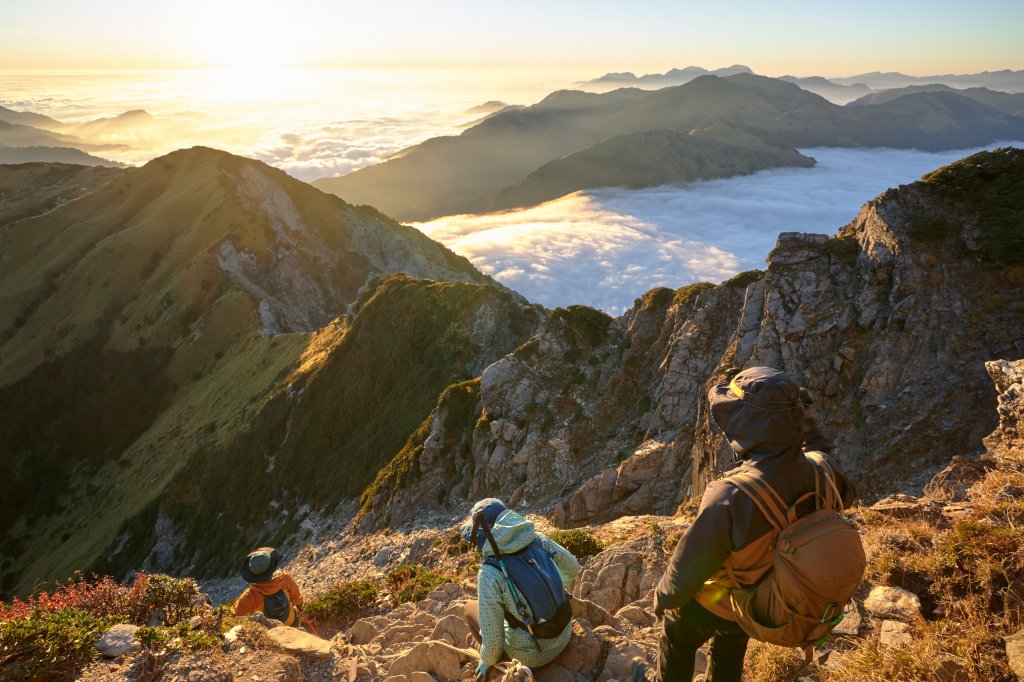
[653,367,855,619]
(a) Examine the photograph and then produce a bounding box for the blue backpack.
[474,513,573,643]
[263,589,292,623]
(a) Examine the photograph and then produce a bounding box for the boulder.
[863,586,921,621]
[830,602,863,636]
[615,604,656,628]
[266,626,334,659]
[349,618,380,645]
[387,641,469,681]
[923,456,994,502]
[571,597,619,628]
[1005,629,1024,680]
[878,620,912,647]
[552,620,604,677]
[410,673,436,682]
[96,623,140,658]
[597,640,653,681]
[429,614,473,647]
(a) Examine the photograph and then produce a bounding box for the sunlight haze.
[2,0,1022,74]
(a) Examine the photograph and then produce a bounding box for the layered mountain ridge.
[314,73,1024,221]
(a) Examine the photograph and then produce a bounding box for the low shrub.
[548,529,604,558]
[123,573,205,625]
[0,572,204,627]
[386,565,455,606]
[723,269,765,288]
[303,580,378,623]
[673,282,714,308]
[136,621,219,651]
[0,608,117,681]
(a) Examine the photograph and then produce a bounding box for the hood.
[709,366,805,462]
[480,509,536,558]
[248,570,291,596]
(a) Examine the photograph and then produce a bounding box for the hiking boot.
[630,658,656,682]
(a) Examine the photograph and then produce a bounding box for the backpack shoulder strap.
[805,451,843,510]
[727,469,789,531]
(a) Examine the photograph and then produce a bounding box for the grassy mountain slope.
[849,84,1024,116]
[0,149,523,596]
[0,162,125,226]
[492,125,814,209]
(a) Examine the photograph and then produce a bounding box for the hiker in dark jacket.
[460,498,580,680]
[232,547,304,626]
[646,367,855,682]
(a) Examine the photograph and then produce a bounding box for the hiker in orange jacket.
[232,547,304,627]
[637,367,856,682]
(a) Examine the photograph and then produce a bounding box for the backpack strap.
[805,451,843,510]
[728,471,789,530]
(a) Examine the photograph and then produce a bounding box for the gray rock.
[830,602,863,636]
[374,549,391,566]
[878,620,912,647]
[266,625,333,659]
[1005,629,1024,680]
[96,623,141,658]
[863,586,921,621]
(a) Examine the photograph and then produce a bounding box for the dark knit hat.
[240,547,282,583]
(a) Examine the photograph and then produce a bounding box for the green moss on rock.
[921,147,1024,265]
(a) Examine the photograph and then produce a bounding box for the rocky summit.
[1,146,1023,681]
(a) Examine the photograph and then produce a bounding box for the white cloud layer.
[416,143,1024,315]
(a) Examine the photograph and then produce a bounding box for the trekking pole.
[299,608,321,638]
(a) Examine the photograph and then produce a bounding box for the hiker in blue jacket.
[460,498,581,680]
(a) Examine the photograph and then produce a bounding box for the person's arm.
[538,532,581,589]
[653,482,734,615]
[475,567,508,666]
[231,587,259,617]
[282,573,303,607]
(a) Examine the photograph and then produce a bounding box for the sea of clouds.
[416,143,1024,314]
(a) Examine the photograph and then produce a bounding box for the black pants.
[658,600,749,682]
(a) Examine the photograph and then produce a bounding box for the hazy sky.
[1,0,1022,75]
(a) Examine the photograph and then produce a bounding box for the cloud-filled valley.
[416,143,1024,314]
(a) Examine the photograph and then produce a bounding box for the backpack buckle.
[820,602,837,624]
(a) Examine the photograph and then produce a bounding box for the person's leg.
[656,601,718,681]
[704,621,749,682]
[463,600,482,645]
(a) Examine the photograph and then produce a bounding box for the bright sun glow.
[190,1,305,69]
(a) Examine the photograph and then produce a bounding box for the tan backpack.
[725,452,866,652]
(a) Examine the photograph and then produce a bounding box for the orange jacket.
[232,571,303,626]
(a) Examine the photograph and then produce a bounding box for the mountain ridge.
[313,74,1024,221]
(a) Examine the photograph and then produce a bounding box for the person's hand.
[475,661,491,681]
[652,593,664,619]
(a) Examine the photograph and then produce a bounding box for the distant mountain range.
[583,66,1024,99]
[315,73,1024,221]
[587,64,755,86]
[0,104,134,167]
